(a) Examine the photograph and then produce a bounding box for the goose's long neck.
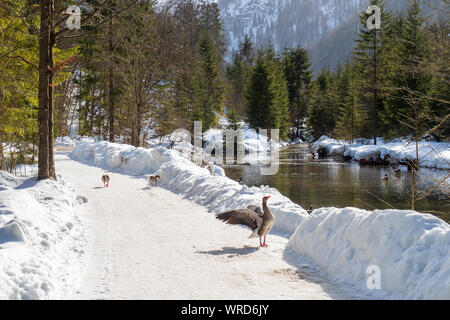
[262,202,274,220]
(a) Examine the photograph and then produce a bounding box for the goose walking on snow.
[101,174,110,187]
[216,196,275,248]
[149,175,161,187]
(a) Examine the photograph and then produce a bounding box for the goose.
[149,175,161,187]
[216,196,275,248]
[101,174,110,187]
[207,164,216,176]
[393,166,401,174]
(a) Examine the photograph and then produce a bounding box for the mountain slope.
[217,0,410,72]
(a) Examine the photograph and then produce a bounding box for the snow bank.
[203,125,286,154]
[287,207,450,299]
[0,171,86,299]
[146,122,288,164]
[55,136,75,147]
[313,136,450,169]
[71,140,309,234]
[157,161,308,234]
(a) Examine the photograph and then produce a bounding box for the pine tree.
[306,70,337,139]
[192,33,225,132]
[353,0,392,145]
[427,21,450,140]
[226,109,241,130]
[245,47,290,140]
[384,0,432,138]
[240,34,255,67]
[335,64,367,142]
[282,46,313,138]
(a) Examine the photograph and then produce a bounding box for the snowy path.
[55,152,349,300]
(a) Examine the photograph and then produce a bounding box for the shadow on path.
[197,245,259,258]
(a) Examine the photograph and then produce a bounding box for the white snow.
[0,171,87,299]
[313,136,450,169]
[203,124,286,155]
[70,139,450,299]
[146,120,287,166]
[59,152,345,299]
[3,135,448,300]
[287,207,450,299]
[71,139,309,235]
[55,136,75,147]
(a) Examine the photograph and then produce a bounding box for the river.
[223,144,450,223]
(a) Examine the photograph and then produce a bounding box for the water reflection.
[223,146,450,223]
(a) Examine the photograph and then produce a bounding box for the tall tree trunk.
[48,0,56,179]
[373,30,378,146]
[0,134,3,171]
[38,0,51,180]
[108,17,115,142]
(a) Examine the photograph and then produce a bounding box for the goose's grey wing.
[246,205,263,215]
[216,209,263,231]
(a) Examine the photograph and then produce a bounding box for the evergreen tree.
[427,21,450,140]
[353,0,392,144]
[384,0,432,138]
[226,109,241,131]
[245,47,290,140]
[192,33,225,132]
[240,34,255,67]
[306,70,336,139]
[226,35,255,116]
[282,46,313,138]
[335,64,367,142]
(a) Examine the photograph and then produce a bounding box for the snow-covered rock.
[0,171,86,299]
[313,136,450,169]
[287,207,450,299]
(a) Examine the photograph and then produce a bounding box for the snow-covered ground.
[0,170,87,299]
[1,134,448,300]
[313,136,450,169]
[71,138,309,235]
[69,138,450,300]
[59,151,346,299]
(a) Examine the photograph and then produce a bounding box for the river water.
[223,144,450,223]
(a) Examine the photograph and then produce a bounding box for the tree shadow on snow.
[196,245,259,258]
[15,177,40,190]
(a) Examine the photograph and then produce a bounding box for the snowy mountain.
[219,0,366,52]
[216,0,409,72]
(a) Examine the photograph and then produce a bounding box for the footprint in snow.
[75,195,88,205]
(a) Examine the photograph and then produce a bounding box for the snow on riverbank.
[313,136,450,169]
[287,207,450,299]
[146,121,289,164]
[71,139,450,299]
[0,171,87,299]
